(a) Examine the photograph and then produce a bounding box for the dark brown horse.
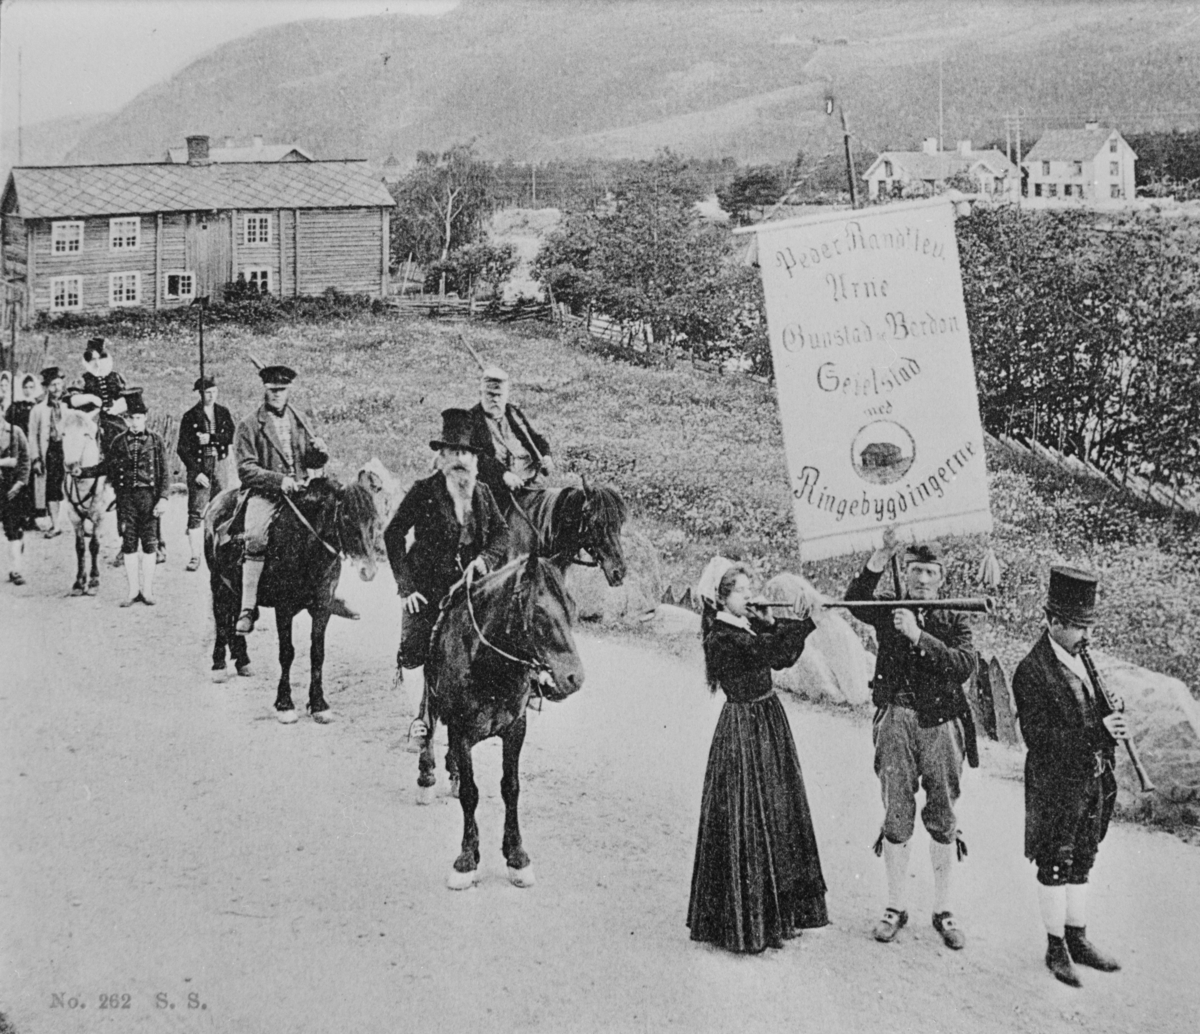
[205,474,381,721]
[419,552,583,889]
[505,479,628,586]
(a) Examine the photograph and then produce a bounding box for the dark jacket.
[703,613,816,703]
[80,429,169,499]
[81,370,126,412]
[177,400,235,472]
[384,472,509,602]
[235,404,329,497]
[846,564,979,764]
[467,402,551,512]
[1,424,31,502]
[1011,631,1117,862]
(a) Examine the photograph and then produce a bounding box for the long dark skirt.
[687,692,829,953]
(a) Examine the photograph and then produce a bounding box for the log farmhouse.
[1,136,394,326]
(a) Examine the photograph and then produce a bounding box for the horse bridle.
[461,563,553,707]
[63,429,102,530]
[510,489,600,569]
[282,490,342,559]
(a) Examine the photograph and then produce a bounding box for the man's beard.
[445,465,476,505]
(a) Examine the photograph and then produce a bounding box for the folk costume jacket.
[235,404,329,498]
[846,564,980,766]
[0,424,31,502]
[1011,630,1117,862]
[177,401,236,473]
[384,473,509,604]
[80,430,169,499]
[703,613,817,702]
[81,370,126,413]
[467,402,551,512]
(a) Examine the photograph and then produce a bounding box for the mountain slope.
[64,1,1200,167]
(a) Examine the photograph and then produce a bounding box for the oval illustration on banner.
[851,420,916,484]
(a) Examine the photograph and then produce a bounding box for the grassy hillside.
[64,1,1200,166]
[22,310,1200,712]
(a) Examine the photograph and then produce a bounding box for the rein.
[282,490,341,559]
[461,564,551,710]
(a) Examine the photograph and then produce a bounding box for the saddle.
[209,488,250,551]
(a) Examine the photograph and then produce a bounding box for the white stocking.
[931,839,955,914]
[1038,883,1067,938]
[1065,883,1088,928]
[883,838,912,911]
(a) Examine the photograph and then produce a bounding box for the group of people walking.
[687,526,1129,990]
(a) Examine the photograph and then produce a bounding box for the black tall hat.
[1046,565,1099,625]
[429,408,479,452]
[41,365,62,386]
[122,388,148,416]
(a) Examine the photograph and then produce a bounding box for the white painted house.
[863,139,1019,201]
[1021,124,1137,203]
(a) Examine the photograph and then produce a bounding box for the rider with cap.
[467,366,552,516]
[178,376,236,572]
[233,365,332,634]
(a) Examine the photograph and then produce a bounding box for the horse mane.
[555,483,627,530]
[293,476,379,559]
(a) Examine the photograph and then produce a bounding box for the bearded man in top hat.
[845,525,979,951]
[1012,566,1126,988]
[29,366,68,537]
[467,365,552,516]
[75,389,169,606]
[384,408,509,718]
[178,375,236,572]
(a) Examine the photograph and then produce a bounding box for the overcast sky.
[0,0,457,131]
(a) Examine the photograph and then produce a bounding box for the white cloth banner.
[752,198,992,561]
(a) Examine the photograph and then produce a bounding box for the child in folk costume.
[29,366,68,537]
[687,557,830,953]
[75,390,169,606]
[1012,566,1126,988]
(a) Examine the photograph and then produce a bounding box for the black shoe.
[873,908,908,943]
[932,911,966,950]
[1065,926,1121,972]
[1046,935,1082,987]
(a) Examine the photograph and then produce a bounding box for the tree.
[424,241,518,301]
[715,165,787,226]
[389,142,496,267]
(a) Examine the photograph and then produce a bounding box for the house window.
[1063,184,1072,197]
[51,222,84,255]
[1034,183,1043,197]
[1047,183,1058,197]
[163,271,195,301]
[1111,184,1122,199]
[244,268,271,294]
[1109,162,1119,177]
[891,180,903,198]
[50,276,82,311]
[108,271,141,307]
[109,217,140,250]
[1042,161,1050,176]
[1109,139,1118,153]
[884,161,893,178]
[244,215,271,245]
[1072,162,1082,176]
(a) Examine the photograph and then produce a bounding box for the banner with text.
[753,197,992,561]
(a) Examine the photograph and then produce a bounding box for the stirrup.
[408,717,429,741]
[236,608,257,634]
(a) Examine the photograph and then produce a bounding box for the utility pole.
[938,56,944,153]
[841,109,859,208]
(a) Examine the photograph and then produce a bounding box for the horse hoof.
[416,784,436,806]
[507,865,536,889]
[276,709,299,724]
[311,709,335,725]
[70,585,85,597]
[446,867,478,891]
[236,664,253,678]
[211,667,228,684]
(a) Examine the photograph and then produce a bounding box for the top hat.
[481,365,509,384]
[194,375,217,392]
[123,389,148,416]
[83,338,109,361]
[258,365,297,386]
[905,542,943,566]
[41,365,63,386]
[1046,565,1099,626]
[430,408,479,452]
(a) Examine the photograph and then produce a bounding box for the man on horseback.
[384,408,509,713]
[233,365,332,634]
[467,366,552,517]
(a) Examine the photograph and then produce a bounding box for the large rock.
[1090,650,1200,820]
[566,526,662,625]
[761,573,872,706]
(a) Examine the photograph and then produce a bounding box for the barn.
[1,136,394,327]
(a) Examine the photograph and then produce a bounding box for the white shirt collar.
[715,610,753,633]
[1048,633,1090,684]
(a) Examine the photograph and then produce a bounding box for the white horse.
[60,403,111,596]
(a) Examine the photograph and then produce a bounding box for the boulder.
[761,572,872,706]
[1089,650,1200,818]
[566,526,662,625]
[653,603,701,637]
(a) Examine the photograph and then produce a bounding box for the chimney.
[224,136,235,149]
[922,137,939,155]
[957,139,972,156]
[185,135,210,165]
[1085,120,1100,131]
[253,135,264,149]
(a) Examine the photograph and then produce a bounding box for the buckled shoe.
[873,908,908,943]
[933,911,966,950]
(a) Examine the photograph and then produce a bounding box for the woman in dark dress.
[687,561,830,953]
[4,375,39,534]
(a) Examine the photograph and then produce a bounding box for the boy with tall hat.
[1012,566,1126,988]
[177,375,236,572]
[384,408,509,711]
[75,389,169,606]
[845,525,979,950]
[467,365,552,515]
[233,364,332,633]
[29,365,68,537]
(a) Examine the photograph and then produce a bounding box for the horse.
[419,551,583,890]
[59,405,110,596]
[505,478,628,587]
[205,473,381,721]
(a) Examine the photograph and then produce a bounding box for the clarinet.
[1078,643,1155,793]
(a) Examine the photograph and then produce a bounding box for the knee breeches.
[873,705,965,845]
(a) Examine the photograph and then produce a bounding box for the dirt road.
[2,500,1198,1034]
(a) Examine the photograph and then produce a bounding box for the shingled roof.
[866,148,1017,182]
[1025,128,1128,163]
[2,160,395,219]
